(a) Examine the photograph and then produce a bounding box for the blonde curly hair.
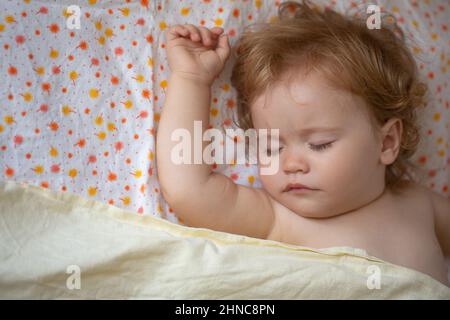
[230,0,428,192]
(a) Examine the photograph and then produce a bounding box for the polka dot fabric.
[0,1,448,225]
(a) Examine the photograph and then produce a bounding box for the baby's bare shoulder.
[390,180,432,199]
[386,180,434,217]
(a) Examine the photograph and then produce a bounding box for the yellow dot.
[69,71,78,81]
[122,196,131,206]
[89,88,99,99]
[88,187,97,196]
[95,20,102,30]
[107,122,116,131]
[5,16,15,24]
[248,175,255,184]
[123,100,133,109]
[154,113,160,122]
[62,105,73,116]
[105,28,114,37]
[88,0,97,5]
[438,149,445,157]
[63,8,71,18]
[214,18,223,27]
[35,66,45,76]
[97,131,106,140]
[255,0,262,9]
[34,165,44,174]
[4,115,14,125]
[120,7,130,16]
[98,36,106,45]
[50,147,58,157]
[211,108,219,117]
[181,7,190,16]
[50,49,59,59]
[0,124,4,132]
[223,83,230,91]
[436,137,443,144]
[431,33,438,41]
[22,92,33,102]
[433,112,441,121]
[147,57,153,67]
[160,80,168,89]
[0,24,5,32]
[149,151,154,161]
[159,21,167,30]
[135,74,144,83]
[134,170,142,178]
[95,115,103,126]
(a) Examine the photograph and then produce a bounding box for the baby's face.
[251,70,387,218]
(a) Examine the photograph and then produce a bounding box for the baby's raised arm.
[156,24,275,238]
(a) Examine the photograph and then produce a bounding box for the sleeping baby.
[156,0,450,286]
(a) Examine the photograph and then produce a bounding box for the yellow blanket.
[0,180,448,299]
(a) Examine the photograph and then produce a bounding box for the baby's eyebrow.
[296,126,342,135]
[266,127,342,139]
[268,127,342,137]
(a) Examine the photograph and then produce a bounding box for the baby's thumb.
[215,34,230,63]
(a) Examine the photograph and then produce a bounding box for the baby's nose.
[282,151,309,174]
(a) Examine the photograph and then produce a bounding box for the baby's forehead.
[251,81,371,130]
[253,70,354,108]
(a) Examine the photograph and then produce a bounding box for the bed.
[0,0,449,298]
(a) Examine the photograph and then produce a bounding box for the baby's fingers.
[198,26,215,46]
[167,25,189,41]
[210,27,224,36]
[182,24,202,42]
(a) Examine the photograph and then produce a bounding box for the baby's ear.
[379,118,403,165]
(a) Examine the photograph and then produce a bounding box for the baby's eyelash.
[266,142,333,155]
[309,142,333,151]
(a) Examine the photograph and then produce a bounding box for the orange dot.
[115,47,124,55]
[5,166,14,177]
[78,41,88,50]
[48,24,59,33]
[418,155,427,165]
[8,66,17,75]
[108,172,117,181]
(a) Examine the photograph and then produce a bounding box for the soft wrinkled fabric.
[0,180,448,299]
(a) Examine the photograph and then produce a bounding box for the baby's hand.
[166,24,231,85]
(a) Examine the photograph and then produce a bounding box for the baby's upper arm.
[169,172,275,240]
[428,188,450,256]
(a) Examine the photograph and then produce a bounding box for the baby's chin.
[272,193,346,219]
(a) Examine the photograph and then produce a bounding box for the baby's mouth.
[283,183,315,192]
